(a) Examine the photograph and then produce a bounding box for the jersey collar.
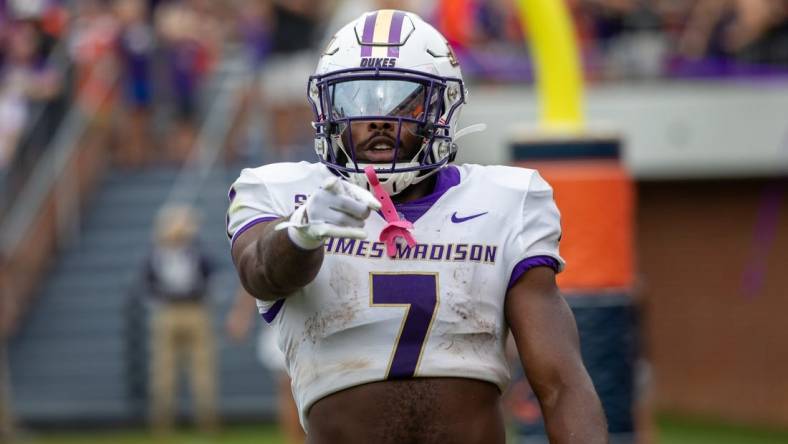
[394,165,461,222]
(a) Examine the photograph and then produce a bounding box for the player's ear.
[416,121,435,138]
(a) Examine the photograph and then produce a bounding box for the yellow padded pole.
[516,0,585,130]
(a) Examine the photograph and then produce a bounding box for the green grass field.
[17,424,284,444]
[14,417,788,444]
[658,416,788,444]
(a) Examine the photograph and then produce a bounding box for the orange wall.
[522,160,635,292]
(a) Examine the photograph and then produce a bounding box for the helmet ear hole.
[448,143,458,162]
[417,121,435,138]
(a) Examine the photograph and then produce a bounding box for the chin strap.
[364,166,417,257]
[453,123,487,141]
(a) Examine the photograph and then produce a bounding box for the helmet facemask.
[308,67,465,195]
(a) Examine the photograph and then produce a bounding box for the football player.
[227,10,608,443]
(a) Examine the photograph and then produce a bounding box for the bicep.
[230,219,279,298]
[504,266,586,400]
[231,220,274,268]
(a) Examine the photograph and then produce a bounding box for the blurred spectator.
[0,21,60,192]
[427,0,788,83]
[578,0,668,79]
[114,0,156,168]
[69,0,120,117]
[237,0,272,73]
[257,0,325,163]
[3,0,69,52]
[435,0,474,50]
[225,0,271,163]
[155,0,221,163]
[679,0,788,66]
[145,204,218,437]
[225,288,305,444]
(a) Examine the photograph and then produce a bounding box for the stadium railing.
[0,52,118,341]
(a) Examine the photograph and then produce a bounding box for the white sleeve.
[226,167,296,313]
[226,168,290,245]
[511,171,565,272]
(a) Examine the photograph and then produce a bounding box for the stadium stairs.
[8,165,277,426]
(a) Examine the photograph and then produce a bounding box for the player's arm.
[231,177,381,302]
[505,266,608,443]
[232,219,324,301]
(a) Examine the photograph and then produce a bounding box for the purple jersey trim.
[394,165,460,222]
[360,12,377,57]
[507,256,560,290]
[261,299,285,323]
[230,216,278,248]
[387,11,405,57]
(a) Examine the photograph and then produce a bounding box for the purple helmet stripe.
[387,11,405,57]
[360,12,377,57]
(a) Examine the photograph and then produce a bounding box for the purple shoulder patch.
[507,256,560,290]
[261,299,285,323]
[230,216,278,248]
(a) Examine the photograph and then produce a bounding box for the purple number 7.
[370,273,439,379]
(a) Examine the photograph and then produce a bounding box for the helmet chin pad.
[346,162,419,196]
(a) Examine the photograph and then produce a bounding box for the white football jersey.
[226,162,564,429]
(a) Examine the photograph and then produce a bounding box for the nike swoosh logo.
[451,211,488,223]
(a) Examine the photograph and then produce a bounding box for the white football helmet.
[308,10,467,195]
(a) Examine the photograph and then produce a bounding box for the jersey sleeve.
[508,171,565,282]
[226,167,290,246]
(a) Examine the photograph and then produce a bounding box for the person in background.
[69,0,119,118]
[225,0,271,164]
[257,0,325,163]
[145,204,218,437]
[115,0,156,168]
[155,0,221,163]
[679,0,788,65]
[0,20,60,192]
[225,287,305,444]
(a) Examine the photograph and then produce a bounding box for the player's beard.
[339,123,422,165]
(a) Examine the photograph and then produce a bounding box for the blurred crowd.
[439,0,788,80]
[2,0,788,208]
[0,0,229,213]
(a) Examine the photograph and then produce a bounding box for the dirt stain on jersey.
[440,278,500,356]
[464,331,498,355]
[452,267,470,286]
[304,262,363,343]
[334,357,371,372]
[448,295,470,320]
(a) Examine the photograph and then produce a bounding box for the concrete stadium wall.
[458,81,788,179]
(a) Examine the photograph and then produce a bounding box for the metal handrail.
[0,55,118,258]
[17,36,71,144]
